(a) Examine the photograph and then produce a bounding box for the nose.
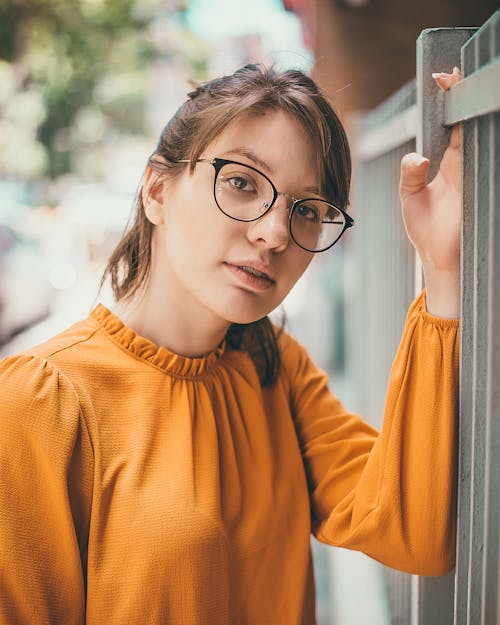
[246,195,290,252]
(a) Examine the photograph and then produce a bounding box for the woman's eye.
[297,203,319,222]
[227,176,255,192]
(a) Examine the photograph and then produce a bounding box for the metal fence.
[347,10,500,625]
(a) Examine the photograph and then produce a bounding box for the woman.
[0,64,461,625]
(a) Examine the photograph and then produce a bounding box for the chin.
[203,284,286,326]
[217,300,277,326]
[221,310,268,325]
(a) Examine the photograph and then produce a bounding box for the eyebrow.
[218,147,321,196]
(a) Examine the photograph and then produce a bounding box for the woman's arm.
[287,297,458,576]
[0,354,93,625]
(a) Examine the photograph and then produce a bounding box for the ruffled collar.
[90,304,226,378]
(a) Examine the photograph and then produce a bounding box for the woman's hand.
[399,67,462,318]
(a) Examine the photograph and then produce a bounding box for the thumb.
[399,153,430,200]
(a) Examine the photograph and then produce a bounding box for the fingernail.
[452,66,461,74]
[431,72,442,79]
[410,154,429,166]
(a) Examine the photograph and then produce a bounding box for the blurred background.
[0,1,497,623]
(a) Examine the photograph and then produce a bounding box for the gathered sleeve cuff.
[283,291,459,576]
[0,354,94,624]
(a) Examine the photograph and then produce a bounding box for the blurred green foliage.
[0,0,160,179]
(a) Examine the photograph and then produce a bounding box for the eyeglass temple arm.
[176,158,215,164]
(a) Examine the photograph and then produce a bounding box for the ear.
[142,166,166,225]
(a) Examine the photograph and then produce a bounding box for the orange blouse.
[0,292,459,625]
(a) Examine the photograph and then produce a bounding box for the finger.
[448,124,462,150]
[432,67,462,91]
[432,124,463,188]
[399,153,430,199]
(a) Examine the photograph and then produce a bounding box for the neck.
[115,285,231,359]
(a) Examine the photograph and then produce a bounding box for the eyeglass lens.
[214,161,346,252]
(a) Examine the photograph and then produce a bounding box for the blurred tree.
[0,0,159,179]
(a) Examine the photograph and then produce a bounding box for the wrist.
[422,268,460,319]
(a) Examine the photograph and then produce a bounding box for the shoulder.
[24,314,101,365]
[8,307,129,392]
[0,352,83,454]
[0,313,104,426]
[0,351,76,400]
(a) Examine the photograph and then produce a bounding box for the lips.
[238,265,273,281]
[224,261,276,291]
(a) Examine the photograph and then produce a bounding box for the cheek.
[162,202,239,270]
[283,250,314,284]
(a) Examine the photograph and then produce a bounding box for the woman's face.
[147,109,319,327]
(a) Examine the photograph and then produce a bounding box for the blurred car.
[0,224,53,344]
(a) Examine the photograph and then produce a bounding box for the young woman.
[0,64,461,625]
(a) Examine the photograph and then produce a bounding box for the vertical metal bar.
[458,24,492,625]
[375,137,416,625]
[467,39,489,625]
[416,28,476,181]
[470,23,497,625]
[483,110,500,625]
[413,26,475,625]
[454,31,477,625]
[455,12,500,625]
[490,113,500,625]
[415,574,455,625]
[482,18,500,625]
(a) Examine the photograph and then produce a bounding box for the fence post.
[455,12,500,625]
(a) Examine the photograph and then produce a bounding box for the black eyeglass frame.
[177,156,354,253]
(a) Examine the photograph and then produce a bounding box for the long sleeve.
[0,354,94,625]
[285,291,459,575]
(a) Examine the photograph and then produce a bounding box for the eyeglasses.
[176,157,354,253]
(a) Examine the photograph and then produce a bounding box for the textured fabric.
[0,291,459,625]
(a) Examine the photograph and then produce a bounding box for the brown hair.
[100,63,351,386]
